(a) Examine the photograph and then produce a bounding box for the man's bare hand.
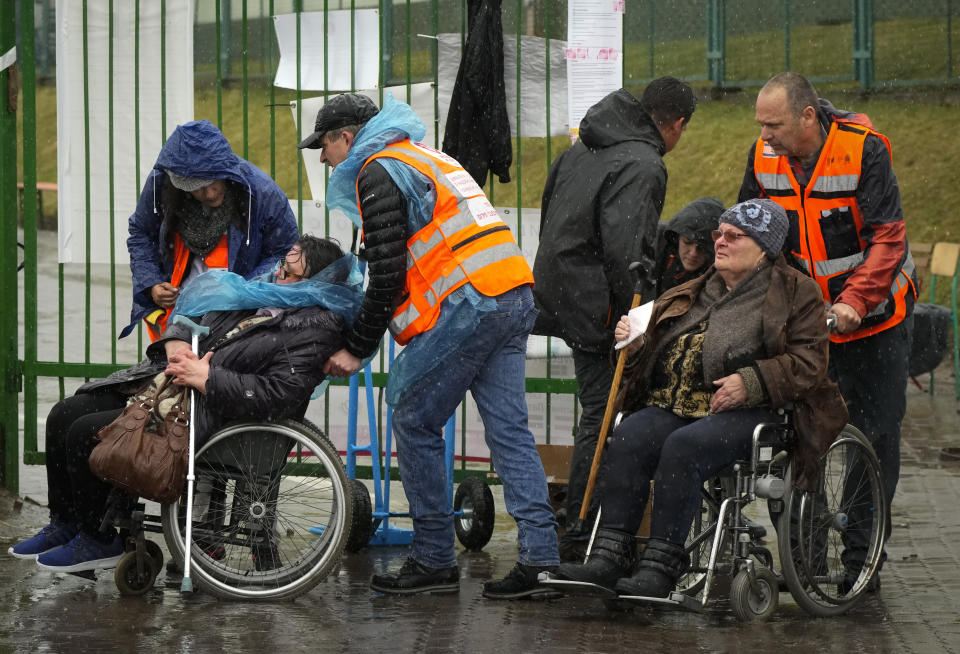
[323,349,362,378]
[830,302,862,334]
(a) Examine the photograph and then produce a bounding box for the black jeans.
[829,314,912,553]
[564,348,615,533]
[596,406,778,544]
[45,390,127,536]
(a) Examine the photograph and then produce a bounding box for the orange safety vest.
[144,233,229,341]
[751,121,915,343]
[359,140,533,345]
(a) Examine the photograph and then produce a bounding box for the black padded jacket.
[343,160,410,359]
[532,88,667,353]
[79,306,345,443]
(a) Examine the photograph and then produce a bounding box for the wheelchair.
[104,418,352,601]
[660,412,886,620]
[544,409,887,621]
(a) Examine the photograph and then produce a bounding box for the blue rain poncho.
[171,252,365,325]
[170,252,367,400]
[326,94,496,406]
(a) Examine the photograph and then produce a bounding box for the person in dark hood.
[123,120,299,341]
[9,235,361,573]
[531,78,696,561]
[653,197,725,297]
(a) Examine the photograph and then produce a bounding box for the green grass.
[17,15,960,301]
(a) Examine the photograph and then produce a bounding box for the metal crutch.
[171,315,210,593]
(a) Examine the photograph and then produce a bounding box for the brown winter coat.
[616,255,848,491]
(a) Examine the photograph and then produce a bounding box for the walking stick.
[172,315,210,594]
[578,262,647,523]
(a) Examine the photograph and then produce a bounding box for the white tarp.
[56,0,194,265]
[273,10,380,91]
[436,33,568,138]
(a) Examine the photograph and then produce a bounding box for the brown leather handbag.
[89,374,191,504]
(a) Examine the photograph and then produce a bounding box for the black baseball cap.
[297,93,380,149]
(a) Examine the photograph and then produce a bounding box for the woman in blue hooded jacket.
[123,120,299,340]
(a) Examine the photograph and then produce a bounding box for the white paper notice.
[566,0,624,141]
[614,300,654,350]
[273,10,379,91]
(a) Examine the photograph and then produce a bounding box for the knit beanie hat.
[718,198,788,258]
[167,170,215,192]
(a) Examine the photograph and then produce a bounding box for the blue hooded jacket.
[122,120,299,338]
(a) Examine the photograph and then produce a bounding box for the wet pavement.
[3,372,960,652]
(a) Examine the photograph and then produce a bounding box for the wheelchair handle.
[826,313,838,331]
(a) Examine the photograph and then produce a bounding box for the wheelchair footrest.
[538,577,618,598]
[618,590,704,613]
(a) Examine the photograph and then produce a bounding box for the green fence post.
[948,0,953,80]
[784,0,792,71]
[0,0,19,491]
[706,0,725,87]
[20,0,39,481]
[853,0,875,89]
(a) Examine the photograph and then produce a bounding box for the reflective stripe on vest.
[751,120,914,343]
[360,140,533,344]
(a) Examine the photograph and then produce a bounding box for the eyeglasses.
[277,248,305,281]
[711,229,748,244]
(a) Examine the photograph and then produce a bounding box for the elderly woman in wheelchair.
[9,235,361,584]
[550,199,849,604]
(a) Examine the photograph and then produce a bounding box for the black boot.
[554,529,637,590]
[614,539,688,598]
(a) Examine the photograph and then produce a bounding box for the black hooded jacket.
[79,306,344,442]
[441,0,512,186]
[532,88,667,353]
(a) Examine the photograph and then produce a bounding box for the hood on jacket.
[154,120,249,188]
[817,98,877,131]
[578,88,665,153]
[663,196,725,252]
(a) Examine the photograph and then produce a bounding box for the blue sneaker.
[8,520,78,560]
[36,532,124,572]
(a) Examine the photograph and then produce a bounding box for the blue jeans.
[391,285,559,569]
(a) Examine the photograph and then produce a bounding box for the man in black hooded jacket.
[532,78,696,560]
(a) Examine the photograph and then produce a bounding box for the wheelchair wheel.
[677,480,723,596]
[115,550,159,596]
[454,476,495,551]
[777,425,886,617]
[345,478,374,553]
[730,567,779,622]
[161,420,351,600]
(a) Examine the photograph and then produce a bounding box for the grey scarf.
[648,263,772,386]
[177,190,239,256]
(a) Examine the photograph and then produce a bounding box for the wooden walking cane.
[578,262,647,524]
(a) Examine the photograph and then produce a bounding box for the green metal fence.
[2,0,959,493]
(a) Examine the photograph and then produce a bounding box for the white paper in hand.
[614,301,655,350]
